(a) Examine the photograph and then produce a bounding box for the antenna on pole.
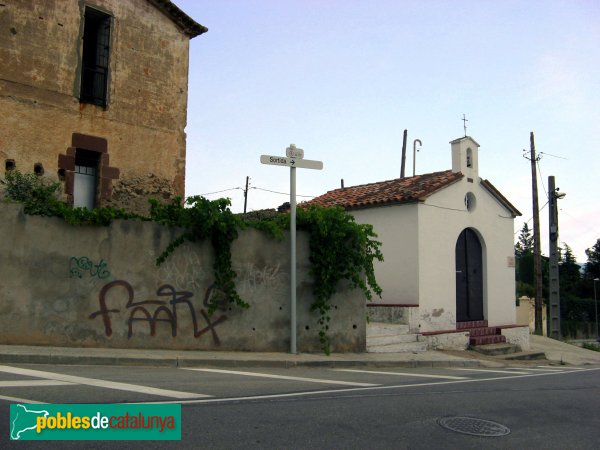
[413,139,422,177]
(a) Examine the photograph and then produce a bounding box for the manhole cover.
[438,417,511,437]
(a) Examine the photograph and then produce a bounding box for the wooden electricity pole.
[529,132,544,335]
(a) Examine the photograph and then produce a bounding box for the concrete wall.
[0,203,365,352]
[0,0,197,214]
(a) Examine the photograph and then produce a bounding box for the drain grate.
[438,416,511,437]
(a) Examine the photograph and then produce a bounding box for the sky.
[174,0,599,263]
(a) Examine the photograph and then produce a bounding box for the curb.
[0,353,481,369]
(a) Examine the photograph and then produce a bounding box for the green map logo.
[10,404,50,440]
[9,404,181,440]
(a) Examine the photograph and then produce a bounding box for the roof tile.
[305,170,463,209]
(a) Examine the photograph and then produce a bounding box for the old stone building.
[0,0,206,214]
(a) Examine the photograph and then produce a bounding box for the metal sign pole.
[290,165,297,354]
[259,145,322,355]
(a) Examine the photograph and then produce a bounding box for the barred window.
[80,8,111,108]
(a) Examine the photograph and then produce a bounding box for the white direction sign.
[260,154,323,170]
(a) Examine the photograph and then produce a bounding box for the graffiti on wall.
[70,257,111,280]
[235,262,284,296]
[154,251,210,293]
[89,280,227,344]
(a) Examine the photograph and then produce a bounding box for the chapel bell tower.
[451,136,480,178]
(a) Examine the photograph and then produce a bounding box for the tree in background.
[559,244,581,297]
[515,222,535,297]
[584,238,600,281]
[515,223,534,256]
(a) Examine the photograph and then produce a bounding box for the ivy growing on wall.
[248,206,383,352]
[2,171,383,353]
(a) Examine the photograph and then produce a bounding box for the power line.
[539,151,567,160]
[536,160,549,200]
[251,186,315,198]
[199,187,243,196]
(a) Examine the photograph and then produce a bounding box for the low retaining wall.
[0,203,365,352]
[366,304,419,332]
[501,326,530,351]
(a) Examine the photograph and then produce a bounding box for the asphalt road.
[1,363,599,449]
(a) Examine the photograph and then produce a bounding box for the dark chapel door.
[455,228,484,322]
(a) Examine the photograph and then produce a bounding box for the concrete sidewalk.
[0,335,597,369]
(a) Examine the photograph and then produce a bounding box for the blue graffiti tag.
[69,257,111,279]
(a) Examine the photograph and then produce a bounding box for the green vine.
[247,205,383,353]
[149,195,248,314]
[2,170,383,353]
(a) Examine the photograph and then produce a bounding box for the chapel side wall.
[0,0,192,214]
[352,204,419,305]
[0,203,365,352]
[417,178,517,332]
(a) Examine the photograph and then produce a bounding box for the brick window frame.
[57,133,119,207]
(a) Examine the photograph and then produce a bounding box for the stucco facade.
[0,0,206,214]
[309,136,521,334]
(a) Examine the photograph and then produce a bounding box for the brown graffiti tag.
[89,280,227,344]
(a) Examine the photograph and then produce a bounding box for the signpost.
[260,144,323,354]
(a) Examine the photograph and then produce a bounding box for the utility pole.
[243,176,250,214]
[528,132,544,335]
[547,175,561,340]
[400,129,407,178]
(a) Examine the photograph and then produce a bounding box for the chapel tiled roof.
[305,170,464,210]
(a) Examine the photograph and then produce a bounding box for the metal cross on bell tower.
[462,114,468,137]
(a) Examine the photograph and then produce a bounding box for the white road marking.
[450,368,533,375]
[144,367,600,405]
[0,394,45,404]
[536,366,586,370]
[332,369,469,380]
[0,365,210,399]
[0,380,74,387]
[184,368,379,387]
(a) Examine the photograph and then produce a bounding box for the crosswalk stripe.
[450,368,533,375]
[332,369,469,380]
[0,380,74,387]
[0,365,210,399]
[184,368,380,387]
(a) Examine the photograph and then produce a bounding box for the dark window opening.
[34,163,44,176]
[80,8,111,108]
[5,159,15,171]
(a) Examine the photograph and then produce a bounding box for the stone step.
[367,322,410,337]
[367,340,428,353]
[470,342,515,356]
[468,327,501,337]
[469,334,507,346]
[497,351,547,361]
[457,320,488,330]
[367,333,420,346]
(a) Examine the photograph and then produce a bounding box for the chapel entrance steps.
[366,322,427,353]
[456,320,507,346]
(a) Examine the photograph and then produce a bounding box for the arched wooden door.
[455,228,483,322]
